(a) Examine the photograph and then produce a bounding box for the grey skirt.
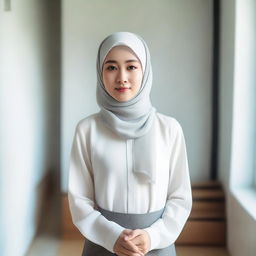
[82,206,176,256]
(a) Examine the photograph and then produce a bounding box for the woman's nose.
[117,69,128,85]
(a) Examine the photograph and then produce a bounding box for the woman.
[68,32,192,256]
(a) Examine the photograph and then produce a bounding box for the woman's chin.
[113,94,133,102]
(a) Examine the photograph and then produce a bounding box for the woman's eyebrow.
[126,59,139,63]
[104,59,139,64]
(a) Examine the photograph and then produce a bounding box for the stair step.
[176,220,226,245]
[192,181,222,189]
[192,189,225,201]
[190,201,225,219]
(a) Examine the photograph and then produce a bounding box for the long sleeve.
[68,123,125,253]
[144,120,192,250]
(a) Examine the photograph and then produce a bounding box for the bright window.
[229,0,256,219]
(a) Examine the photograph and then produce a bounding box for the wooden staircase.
[176,181,226,245]
[62,181,226,244]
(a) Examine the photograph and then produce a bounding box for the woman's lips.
[115,87,130,92]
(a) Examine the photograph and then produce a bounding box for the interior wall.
[218,1,235,189]
[61,0,213,191]
[227,192,256,256]
[218,0,256,255]
[0,0,60,255]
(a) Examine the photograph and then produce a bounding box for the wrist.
[142,229,151,252]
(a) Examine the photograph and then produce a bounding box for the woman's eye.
[127,65,137,70]
[107,66,117,71]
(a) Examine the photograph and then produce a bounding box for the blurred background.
[0,0,255,255]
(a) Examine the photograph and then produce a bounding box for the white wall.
[61,0,213,191]
[218,0,235,189]
[219,0,256,255]
[227,192,256,256]
[0,1,60,255]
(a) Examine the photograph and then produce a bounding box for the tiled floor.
[27,236,230,256]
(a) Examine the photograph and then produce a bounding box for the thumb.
[122,229,132,235]
[124,229,142,241]
[121,229,132,239]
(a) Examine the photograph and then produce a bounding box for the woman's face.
[102,45,143,102]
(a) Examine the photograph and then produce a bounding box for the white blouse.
[68,112,192,253]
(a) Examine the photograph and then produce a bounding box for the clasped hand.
[113,229,150,256]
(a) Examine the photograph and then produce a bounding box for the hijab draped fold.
[96,32,156,184]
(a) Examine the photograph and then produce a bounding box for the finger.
[130,235,143,246]
[124,229,143,241]
[129,235,148,254]
[122,240,143,255]
[116,249,143,256]
[117,245,144,256]
[122,229,133,235]
[121,229,133,239]
[115,251,130,256]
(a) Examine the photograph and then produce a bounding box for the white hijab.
[96,32,156,183]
